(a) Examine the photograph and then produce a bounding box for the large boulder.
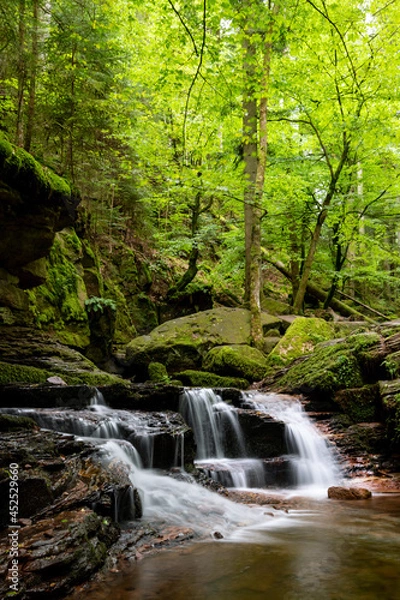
[266,317,335,368]
[203,344,269,382]
[0,325,122,386]
[274,332,382,400]
[0,137,79,325]
[125,307,281,380]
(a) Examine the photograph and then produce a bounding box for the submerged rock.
[327,486,372,500]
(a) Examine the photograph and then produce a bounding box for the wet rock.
[327,486,372,500]
[237,410,287,457]
[0,508,119,599]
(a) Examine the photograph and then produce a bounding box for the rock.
[125,307,281,380]
[274,332,382,400]
[267,317,335,369]
[327,486,372,500]
[0,325,123,386]
[0,509,119,598]
[176,369,249,390]
[46,376,68,386]
[203,344,269,382]
[334,385,380,422]
[237,410,288,458]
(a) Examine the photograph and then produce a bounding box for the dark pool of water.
[68,494,400,600]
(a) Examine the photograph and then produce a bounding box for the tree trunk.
[292,139,350,313]
[24,0,39,152]
[16,0,26,147]
[242,35,257,305]
[267,257,375,322]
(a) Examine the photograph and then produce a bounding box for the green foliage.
[85,296,116,314]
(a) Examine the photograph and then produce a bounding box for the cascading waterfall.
[1,387,343,536]
[180,388,267,488]
[244,392,342,490]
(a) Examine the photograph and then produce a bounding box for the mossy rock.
[148,361,169,383]
[334,385,380,423]
[125,308,281,378]
[261,297,292,315]
[0,361,50,384]
[203,344,269,382]
[0,413,37,431]
[177,369,249,389]
[0,359,122,386]
[275,332,382,398]
[267,317,335,368]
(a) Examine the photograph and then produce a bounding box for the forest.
[1,0,399,346]
[2,3,400,599]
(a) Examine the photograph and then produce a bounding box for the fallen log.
[265,258,376,324]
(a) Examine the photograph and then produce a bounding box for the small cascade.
[180,388,265,488]
[244,392,342,491]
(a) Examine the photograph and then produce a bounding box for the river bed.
[68,493,400,600]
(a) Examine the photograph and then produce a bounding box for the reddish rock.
[327,486,372,500]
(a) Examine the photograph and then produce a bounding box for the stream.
[3,388,400,598]
[67,494,400,600]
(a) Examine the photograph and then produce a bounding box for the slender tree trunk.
[25,0,39,152]
[242,35,257,305]
[249,32,271,349]
[292,140,350,313]
[16,0,26,147]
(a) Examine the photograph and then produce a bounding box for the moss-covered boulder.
[176,369,249,389]
[125,307,281,380]
[0,326,123,386]
[266,317,335,369]
[0,136,79,328]
[28,229,90,348]
[148,361,170,383]
[203,344,269,382]
[275,332,382,399]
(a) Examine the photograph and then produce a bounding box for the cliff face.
[0,137,79,324]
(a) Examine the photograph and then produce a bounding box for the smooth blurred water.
[67,494,400,600]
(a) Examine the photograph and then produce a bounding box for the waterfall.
[1,386,342,535]
[244,392,342,490]
[180,388,266,489]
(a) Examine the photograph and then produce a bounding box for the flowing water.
[3,388,400,598]
[66,494,400,600]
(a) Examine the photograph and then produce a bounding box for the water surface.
[69,494,400,600]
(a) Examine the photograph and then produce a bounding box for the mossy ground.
[0,359,122,386]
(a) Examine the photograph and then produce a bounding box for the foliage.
[85,296,116,315]
[0,0,399,318]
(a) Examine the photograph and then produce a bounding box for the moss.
[28,231,90,348]
[126,307,281,366]
[177,369,249,389]
[334,385,380,423]
[267,317,335,368]
[0,361,50,384]
[148,362,170,383]
[203,344,268,382]
[0,414,37,431]
[103,280,137,345]
[0,134,71,199]
[277,341,364,396]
